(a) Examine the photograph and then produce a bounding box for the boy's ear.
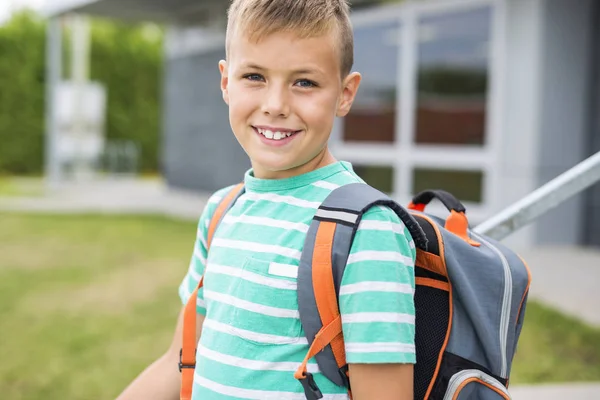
[219,60,230,105]
[336,71,362,117]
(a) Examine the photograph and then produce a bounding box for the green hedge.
[0,11,46,174]
[0,11,163,175]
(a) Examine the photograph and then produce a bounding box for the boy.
[117,0,416,399]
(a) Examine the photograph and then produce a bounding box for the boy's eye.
[295,79,317,88]
[243,73,265,82]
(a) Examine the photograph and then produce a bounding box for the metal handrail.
[474,151,600,241]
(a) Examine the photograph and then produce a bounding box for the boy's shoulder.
[198,183,241,224]
[207,184,240,204]
[199,162,408,226]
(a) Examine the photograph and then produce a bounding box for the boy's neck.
[252,148,337,180]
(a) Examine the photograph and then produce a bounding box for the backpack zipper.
[442,369,510,400]
[472,233,512,378]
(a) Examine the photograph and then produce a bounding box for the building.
[45,0,600,248]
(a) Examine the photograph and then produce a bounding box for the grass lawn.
[0,177,44,197]
[0,213,598,399]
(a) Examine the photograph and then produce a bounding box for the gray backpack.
[180,182,532,400]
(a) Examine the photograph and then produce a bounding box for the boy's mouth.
[253,126,301,142]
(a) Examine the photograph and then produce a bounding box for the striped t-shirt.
[179,161,416,400]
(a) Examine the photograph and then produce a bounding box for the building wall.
[162,45,250,193]
[158,0,599,248]
[533,0,595,245]
[495,0,546,250]
[584,1,600,247]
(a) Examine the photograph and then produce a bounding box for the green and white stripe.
[179,161,416,399]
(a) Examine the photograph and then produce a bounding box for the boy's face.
[219,29,361,179]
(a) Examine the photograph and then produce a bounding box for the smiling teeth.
[257,128,295,140]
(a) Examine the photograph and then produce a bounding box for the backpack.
[179,182,532,400]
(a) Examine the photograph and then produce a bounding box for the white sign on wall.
[53,80,107,169]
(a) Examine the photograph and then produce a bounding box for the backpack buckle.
[339,365,351,389]
[179,348,196,373]
[298,372,323,400]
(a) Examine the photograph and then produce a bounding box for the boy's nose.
[261,86,290,117]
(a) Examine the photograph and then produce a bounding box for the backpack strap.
[294,183,427,400]
[180,183,245,400]
[206,183,246,248]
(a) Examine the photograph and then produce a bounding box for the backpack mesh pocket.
[414,274,450,400]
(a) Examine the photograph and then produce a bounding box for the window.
[354,165,395,194]
[334,2,497,218]
[412,168,484,203]
[415,7,491,146]
[343,20,400,143]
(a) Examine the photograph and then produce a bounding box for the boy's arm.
[340,206,417,399]
[117,188,227,399]
[348,363,413,400]
[115,308,204,400]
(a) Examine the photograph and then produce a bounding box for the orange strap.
[415,277,450,292]
[515,256,532,327]
[294,220,348,390]
[407,201,426,212]
[295,221,351,397]
[408,199,479,247]
[416,249,448,278]
[180,279,203,400]
[207,183,245,249]
[445,210,480,247]
[452,378,510,400]
[180,183,244,400]
[311,221,346,369]
[294,315,343,379]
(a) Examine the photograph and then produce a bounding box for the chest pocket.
[224,257,304,345]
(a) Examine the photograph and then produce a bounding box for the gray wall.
[499,0,546,251]
[583,1,600,247]
[534,0,595,245]
[162,48,250,193]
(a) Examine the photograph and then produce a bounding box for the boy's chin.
[252,163,296,179]
[251,157,308,179]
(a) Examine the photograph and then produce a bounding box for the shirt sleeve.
[178,186,235,316]
[339,205,417,364]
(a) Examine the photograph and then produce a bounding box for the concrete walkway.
[0,178,208,220]
[1,177,599,399]
[518,245,600,327]
[510,382,600,399]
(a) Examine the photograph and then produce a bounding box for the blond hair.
[225,0,354,76]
